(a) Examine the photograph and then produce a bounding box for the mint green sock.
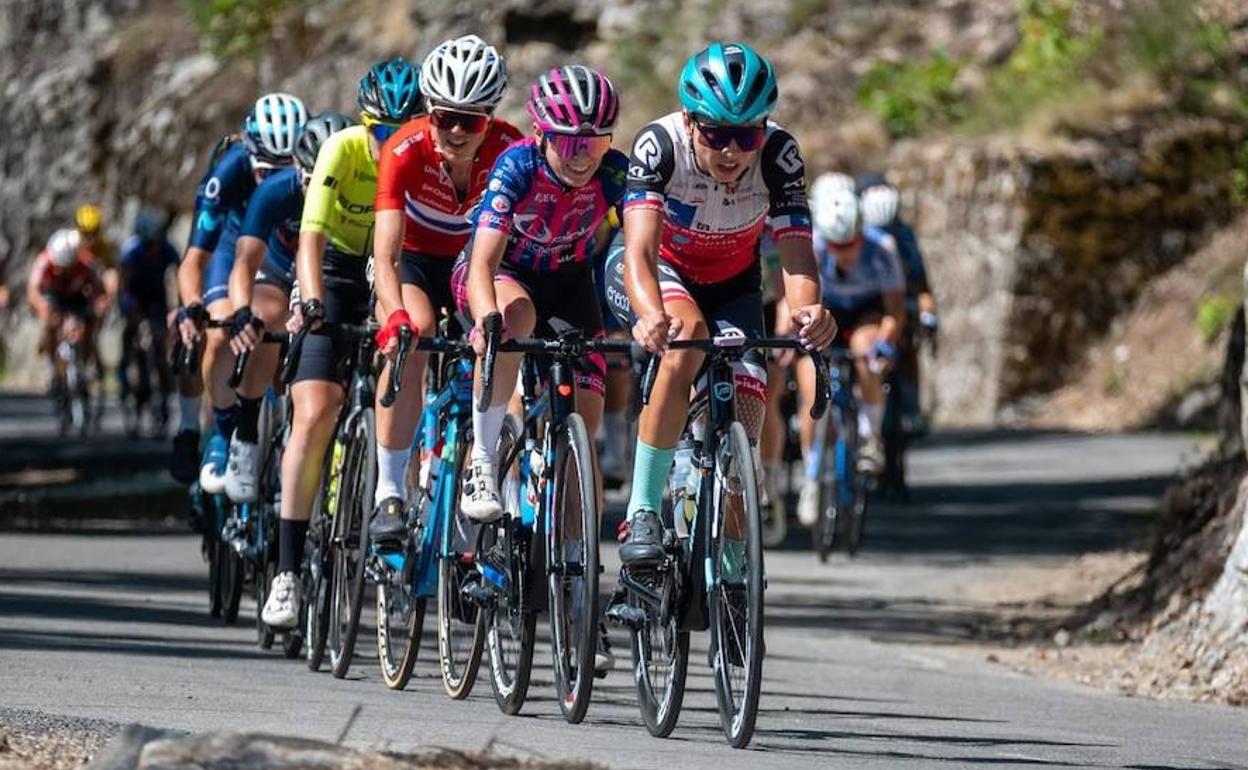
[626,440,676,520]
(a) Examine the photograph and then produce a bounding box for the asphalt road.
[2,428,1246,768]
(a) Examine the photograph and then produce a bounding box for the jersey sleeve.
[891,221,929,293]
[374,131,414,213]
[623,122,675,212]
[119,236,142,269]
[874,233,907,296]
[759,129,812,242]
[300,133,346,238]
[600,150,630,208]
[239,174,285,242]
[475,145,534,233]
[189,148,249,252]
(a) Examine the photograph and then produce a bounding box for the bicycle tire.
[708,421,765,749]
[486,414,536,715]
[206,532,223,618]
[303,538,332,671]
[257,556,276,649]
[548,413,599,724]
[438,432,485,699]
[220,534,244,624]
[630,563,690,737]
[329,409,376,678]
[812,415,837,563]
[377,574,425,690]
[842,408,868,557]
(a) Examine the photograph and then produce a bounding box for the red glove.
[375,309,415,351]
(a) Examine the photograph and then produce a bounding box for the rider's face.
[429,106,491,166]
[536,124,611,188]
[683,112,763,184]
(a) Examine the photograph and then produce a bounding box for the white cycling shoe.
[224,437,259,503]
[461,456,503,522]
[797,478,819,527]
[261,571,301,629]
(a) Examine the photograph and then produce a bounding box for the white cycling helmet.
[861,184,900,228]
[47,228,81,268]
[810,173,860,245]
[421,34,508,109]
[244,92,308,163]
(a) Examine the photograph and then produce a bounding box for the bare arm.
[880,290,906,345]
[227,236,267,311]
[621,206,670,352]
[466,227,509,336]
[371,209,405,321]
[295,230,327,309]
[777,236,836,350]
[176,246,210,307]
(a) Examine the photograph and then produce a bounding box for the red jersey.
[375,116,523,259]
[30,250,103,301]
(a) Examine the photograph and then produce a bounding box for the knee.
[502,298,535,337]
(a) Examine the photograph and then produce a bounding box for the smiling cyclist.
[368,35,522,548]
[606,42,836,567]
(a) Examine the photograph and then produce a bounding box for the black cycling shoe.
[369,496,407,552]
[170,429,200,485]
[620,509,664,567]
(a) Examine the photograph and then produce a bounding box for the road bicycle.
[809,345,874,560]
[473,314,632,723]
[607,334,829,748]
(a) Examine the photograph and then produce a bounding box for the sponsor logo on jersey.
[630,130,663,177]
[492,196,511,213]
[324,175,338,188]
[488,178,503,192]
[776,139,802,175]
[513,213,552,243]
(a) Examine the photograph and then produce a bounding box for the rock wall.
[890,117,1245,426]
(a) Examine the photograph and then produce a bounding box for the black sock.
[212,405,239,440]
[236,397,262,443]
[278,519,310,575]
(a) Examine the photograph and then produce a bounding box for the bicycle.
[52,312,97,438]
[171,317,243,621]
[810,345,873,560]
[226,332,303,656]
[369,327,490,697]
[473,314,632,723]
[118,307,172,438]
[282,320,381,679]
[607,334,829,748]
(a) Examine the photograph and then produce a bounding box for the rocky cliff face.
[1,0,1244,424]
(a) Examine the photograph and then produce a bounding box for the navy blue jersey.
[877,220,928,297]
[119,235,179,303]
[816,227,905,314]
[188,143,258,253]
[239,166,302,270]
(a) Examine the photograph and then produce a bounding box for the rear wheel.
[437,422,485,699]
[303,533,332,671]
[376,562,425,690]
[486,415,536,715]
[329,412,376,679]
[708,421,764,749]
[630,565,689,738]
[548,414,599,724]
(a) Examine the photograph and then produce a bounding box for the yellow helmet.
[76,204,102,234]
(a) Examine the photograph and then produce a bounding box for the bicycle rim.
[377,573,425,690]
[708,421,764,749]
[487,415,536,715]
[548,413,599,724]
[438,432,485,699]
[304,540,332,671]
[329,411,376,678]
[630,576,689,737]
[814,422,837,563]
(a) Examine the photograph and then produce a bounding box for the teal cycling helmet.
[678,42,777,125]
[358,58,422,121]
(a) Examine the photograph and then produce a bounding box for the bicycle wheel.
[629,566,689,738]
[257,554,276,649]
[220,533,244,624]
[438,432,485,699]
[303,533,332,671]
[548,413,599,724]
[486,414,536,715]
[708,421,764,749]
[376,559,425,690]
[329,411,376,678]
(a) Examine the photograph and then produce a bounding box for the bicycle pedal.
[605,603,646,630]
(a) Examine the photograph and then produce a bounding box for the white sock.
[375,445,409,506]
[471,404,507,464]
[863,403,884,440]
[179,396,201,432]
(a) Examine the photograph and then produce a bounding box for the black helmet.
[293,111,357,177]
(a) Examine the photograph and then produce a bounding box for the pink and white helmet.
[526,65,619,136]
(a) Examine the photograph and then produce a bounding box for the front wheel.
[708,421,764,749]
[328,411,377,679]
[548,413,600,724]
[629,567,689,737]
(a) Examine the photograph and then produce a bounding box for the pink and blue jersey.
[474,137,628,273]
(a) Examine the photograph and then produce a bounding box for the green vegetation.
[856,50,964,137]
[787,0,828,35]
[858,0,1242,139]
[1196,293,1240,344]
[185,0,305,60]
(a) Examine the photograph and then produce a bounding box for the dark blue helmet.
[357,58,422,121]
[134,209,164,241]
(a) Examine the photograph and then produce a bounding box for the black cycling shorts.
[291,251,370,386]
[399,250,457,316]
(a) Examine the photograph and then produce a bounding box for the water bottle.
[671,438,696,536]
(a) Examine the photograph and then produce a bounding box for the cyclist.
[368,35,521,548]
[607,42,836,567]
[793,173,905,526]
[27,229,106,395]
[76,204,118,301]
[591,209,632,488]
[454,64,626,521]
[223,111,356,504]
[261,59,422,629]
[174,93,307,491]
[117,210,179,435]
[858,173,938,434]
